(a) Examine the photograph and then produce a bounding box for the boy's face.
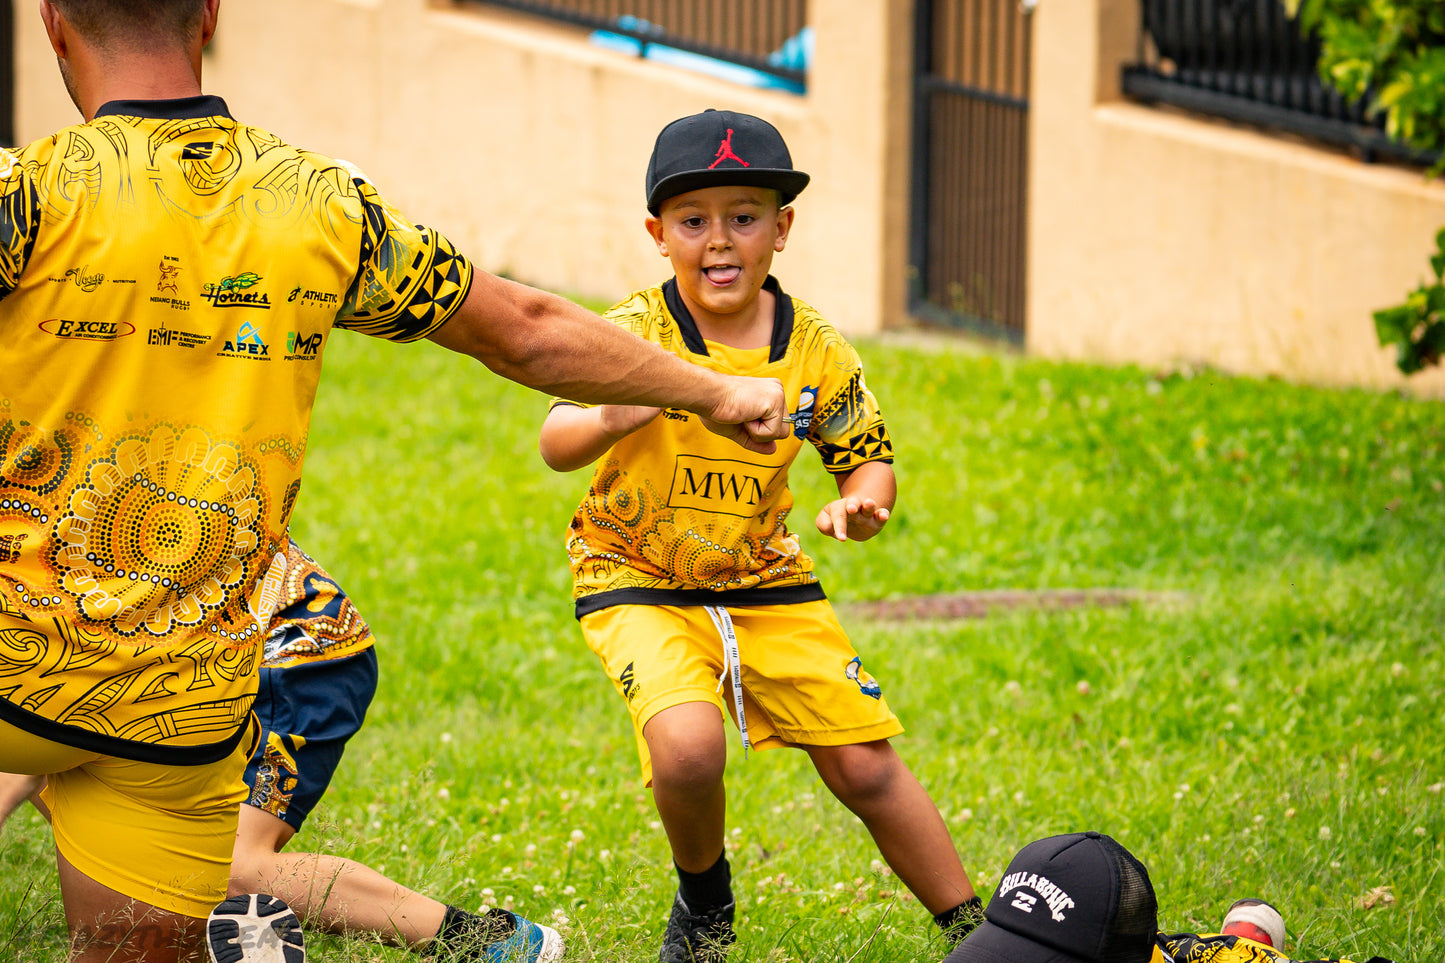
[646,185,794,326]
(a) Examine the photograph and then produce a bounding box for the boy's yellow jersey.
[0,97,471,762]
[557,276,892,616]
[1156,932,1382,963]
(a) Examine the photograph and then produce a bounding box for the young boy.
[538,109,980,962]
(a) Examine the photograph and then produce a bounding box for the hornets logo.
[845,656,882,700]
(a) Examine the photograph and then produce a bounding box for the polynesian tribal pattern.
[0,103,469,756]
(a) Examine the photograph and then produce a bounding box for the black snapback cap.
[945,832,1158,963]
[645,109,811,214]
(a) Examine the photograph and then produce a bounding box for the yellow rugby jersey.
[0,97,471,763]
[558,276,893,616]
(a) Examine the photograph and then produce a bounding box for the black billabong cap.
[645,109,811,214]
[945,832,1158,963]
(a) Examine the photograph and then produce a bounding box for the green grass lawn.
[3,328,1442,962]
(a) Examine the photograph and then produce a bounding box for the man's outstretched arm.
[426,271,787,453]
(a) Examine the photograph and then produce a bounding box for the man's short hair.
[51,0,206,46]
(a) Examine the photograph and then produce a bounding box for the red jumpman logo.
[709,129,751,169]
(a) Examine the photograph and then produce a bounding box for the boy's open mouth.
[704,265,742,285]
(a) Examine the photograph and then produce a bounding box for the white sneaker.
[206,894,305,963]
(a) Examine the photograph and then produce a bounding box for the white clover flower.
[502,866,514,875]
[1318,825,1332,840]
[1414,827,1427,837]
[525,844,538,856]
[1285,808,1297,819]
[491,834,503,844]
[1391,663,1406,678]
[1076,680,1091,695]
[441,732,453,743]
[482,888,495,898]
[437,788,450,800]
[1004,681,1022,695]
[650,820,662,830]
[599,849,612,861]
[563,886,576,896]
[731,827,743,837]
[534,885,545,895]
[372,821,382,830]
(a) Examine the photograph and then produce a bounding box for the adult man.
[0,2,786,960]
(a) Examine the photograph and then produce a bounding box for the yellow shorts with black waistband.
[580,599,903,785]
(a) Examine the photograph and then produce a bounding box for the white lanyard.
[705,605,750,756]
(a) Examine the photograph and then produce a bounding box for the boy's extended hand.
[815,496,891,542]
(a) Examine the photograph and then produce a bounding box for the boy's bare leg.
[229,803,447,948]
[57,849,206,963]
[643,702,730,872]
[805,740,976,914]
[0,771,45,825]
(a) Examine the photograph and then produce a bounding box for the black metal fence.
[0,0,13,148]
[1122,0,1436,166]
[457,0,809,92]
[909,0,1032,341]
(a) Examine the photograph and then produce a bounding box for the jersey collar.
[95,95,233,120]
[661,274,794,364]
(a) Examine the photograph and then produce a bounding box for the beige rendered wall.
[13,0,911,335]
[1028,0,1445,395]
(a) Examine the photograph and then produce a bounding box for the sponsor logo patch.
[39,318,135,341]
[201,272,271,310]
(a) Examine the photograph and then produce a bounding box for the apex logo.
[709,128,750,170]
[220,321,270,358]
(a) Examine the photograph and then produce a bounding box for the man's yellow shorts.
[1,718,253,919]
[580,600,903,785]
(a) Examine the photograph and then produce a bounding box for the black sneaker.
[658,893,735,963]
[205,894,305,963]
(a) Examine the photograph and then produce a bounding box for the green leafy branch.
[1374,228,1445,374]
[1285,0,1445,373]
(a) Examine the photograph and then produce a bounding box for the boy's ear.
[774,205,796,253]
[645,216,669,258]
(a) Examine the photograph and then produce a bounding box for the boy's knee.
[814,743,900,805]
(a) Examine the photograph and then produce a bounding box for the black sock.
[428,905,517,961]
[676,852,733,912]
[935,896,984,945]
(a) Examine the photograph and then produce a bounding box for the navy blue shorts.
[243,646,378,831]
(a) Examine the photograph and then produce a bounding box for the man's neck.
[69,46,204,121]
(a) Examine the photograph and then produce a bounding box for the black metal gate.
[0,0,12,147]
[910,0,1032,341]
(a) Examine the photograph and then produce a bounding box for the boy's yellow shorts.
[1,717,253,919]
[580,600,903,785]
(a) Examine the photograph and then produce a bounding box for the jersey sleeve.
[330,161,474,342]
[0,148,41,301]
[807,338,894,473]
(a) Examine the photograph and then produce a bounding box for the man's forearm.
[429,272,724,413]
